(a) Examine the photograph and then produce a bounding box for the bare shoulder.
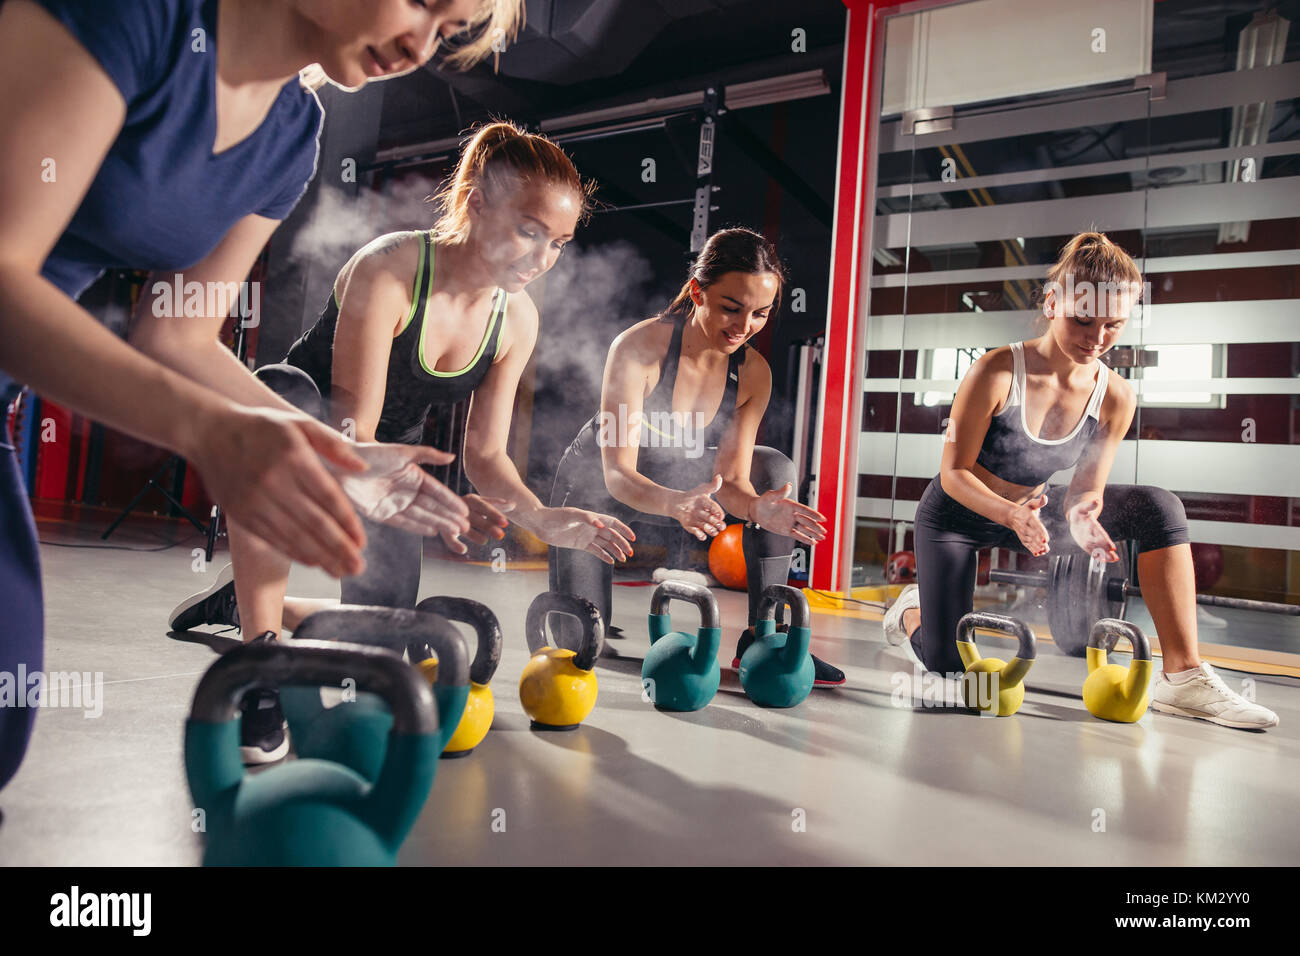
[738,347,772,399]
[610,315,673,365]
[963,345,1013,400]
[505,287,539,328]
[975,345,1014,380]
[497,287,539,359]
[1102,361,1137,415]
[336,230,421,298]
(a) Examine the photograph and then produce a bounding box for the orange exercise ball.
[708,523,747,591]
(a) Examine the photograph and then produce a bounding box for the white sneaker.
[1150,662,1279,730]
[882,584,920,646]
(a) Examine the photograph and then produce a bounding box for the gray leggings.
[912,476,1191,675]
[256,363,423,609]
[548,443,798,635]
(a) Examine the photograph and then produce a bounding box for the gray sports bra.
[974,342,1109,486]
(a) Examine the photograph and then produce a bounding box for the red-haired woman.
[170,123,636,761]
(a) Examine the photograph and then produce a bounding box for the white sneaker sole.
[168,564,235,630]
[1150,699,1279,730]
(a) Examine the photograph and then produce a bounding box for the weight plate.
[1050,549,1131,657]
[1066,553,1092,658]
[1046,554,1074,655]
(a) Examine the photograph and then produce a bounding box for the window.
[1136,344,1226,409]
[916,347,986,407]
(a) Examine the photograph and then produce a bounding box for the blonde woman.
[0,0,523,788]
[883,232,1278,730]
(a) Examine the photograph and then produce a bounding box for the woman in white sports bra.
[882,232,1277,731]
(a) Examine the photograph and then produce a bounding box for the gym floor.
[3,513,1298,866]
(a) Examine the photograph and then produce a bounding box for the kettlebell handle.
[956,611,1037,662]
[756,584,810,630]
[189,639,437,736]
[413,596,501,685]
[293,605,470,689]
[525,592,604,671]
[649,580,721,630]
[1088,618,1151,662]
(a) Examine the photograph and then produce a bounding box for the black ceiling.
[378,0,849,149]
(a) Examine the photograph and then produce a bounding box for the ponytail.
[660,228,787,321]
[1037,230,1144,326]
[428,119,596,244]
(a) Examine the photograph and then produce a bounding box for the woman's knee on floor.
[749,446,796,497]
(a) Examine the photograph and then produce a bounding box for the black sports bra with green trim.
[284,231,507,444]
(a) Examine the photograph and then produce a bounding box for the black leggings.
[0,427,42,791]
[256,363,423,609]
[548,442,798,637]
[912,476,1191,675]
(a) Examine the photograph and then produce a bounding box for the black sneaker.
[732,627,759,669]
[732,626,847,687]
[811,655,847,687]
[169,564,239,632]
[238,632,289,765]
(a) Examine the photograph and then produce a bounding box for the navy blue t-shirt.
[1,0,322,402]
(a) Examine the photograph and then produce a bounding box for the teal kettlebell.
[185,637,439,866]
[643,581,721,712]
[280,604,470,780]
[739,585,815,708]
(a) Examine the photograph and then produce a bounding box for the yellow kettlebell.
[413,596,502,757]
[955,611,1037,716]
[519,592,604,730]
[1082,618,1153,722]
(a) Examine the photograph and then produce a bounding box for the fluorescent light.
[725,70,830,111]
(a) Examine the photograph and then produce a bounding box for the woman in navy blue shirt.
[0,0,523,791]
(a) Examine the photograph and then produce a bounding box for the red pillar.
[812,0,965,592]
[810,0,875,592]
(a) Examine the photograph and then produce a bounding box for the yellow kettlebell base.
[1083,625,1154,723]
[1082,659,1152,723]
[445,682,494,754]
[417,660,496,755]
[961,658,1027,717]
[519,647,598,730]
